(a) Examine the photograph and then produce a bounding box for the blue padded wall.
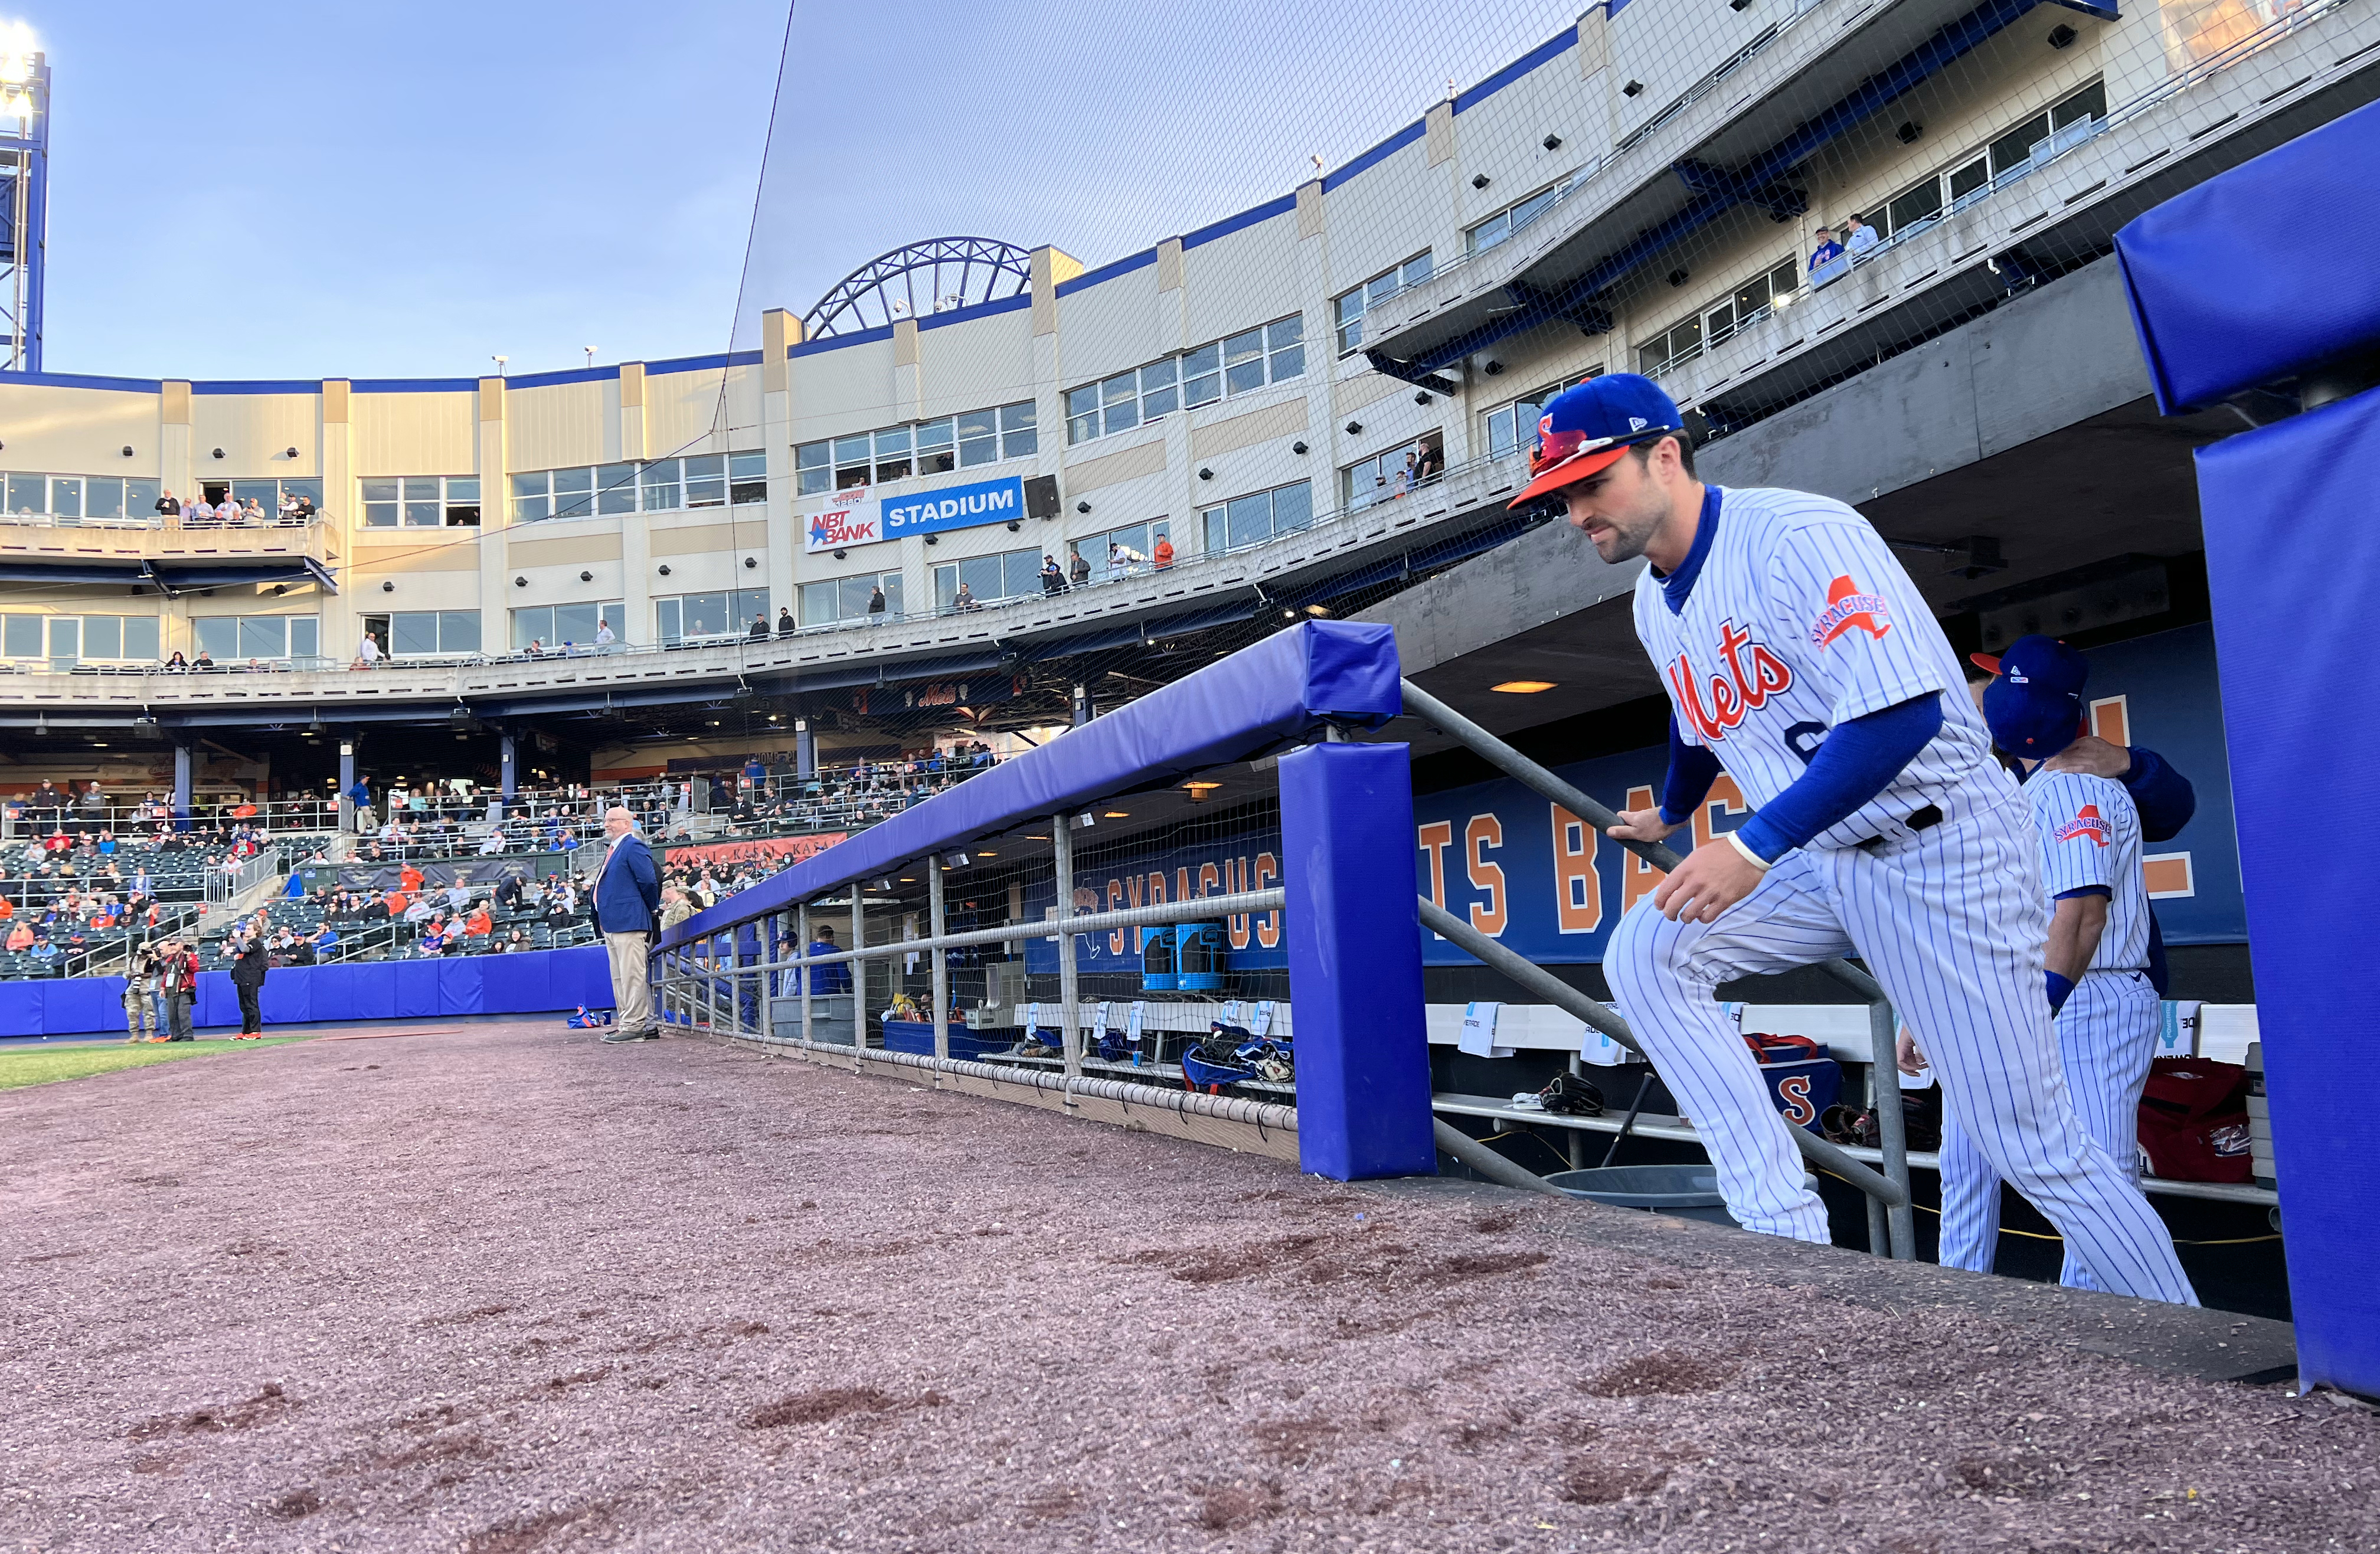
[0,945,612,1039]
[2194,386,2380,1398]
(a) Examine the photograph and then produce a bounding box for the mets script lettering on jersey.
[1810,575,1892,647]
[2057,804,2112,847]
[1665,621,1793,743]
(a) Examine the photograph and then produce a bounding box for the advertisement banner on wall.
[803,489,876,554]
[803,476,1027,554]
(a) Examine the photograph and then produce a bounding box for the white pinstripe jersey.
[1632,486,2002,850]
[2025,768,2152,972]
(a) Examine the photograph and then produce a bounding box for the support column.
[851,888,866,1051]
[1070,683,1093,728]
[928,861,949,1061]
[797,901,813,1045]
[172,742,193,828]
[1278,740,1437,1180]
[1052,812,1080,1079]
[337,740,356,833]
[499,732,518,802]
[795,718,816,781]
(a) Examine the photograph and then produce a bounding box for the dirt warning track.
[2,1018,2372,1552]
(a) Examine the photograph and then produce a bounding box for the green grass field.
[0,1037,304,1092]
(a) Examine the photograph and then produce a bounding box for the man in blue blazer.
[596,805,662,1043]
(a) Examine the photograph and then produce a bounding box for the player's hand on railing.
[1895,1026,1927,1076]
[1650,835,1765,924]
[1604,807,1682,845]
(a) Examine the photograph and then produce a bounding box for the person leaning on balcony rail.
[164,650,189,672]
[193,648,215,671]
[356,631,382,669]
[776,606,796,637]
[1843,212,1879,256]
[1808,225,1844,273]
[1040,554,1065,596]
[185,496,214,528]
[596,618,615,648]
[748,611,770,641]
[155,488,182,522]
[1153,534,1175,570]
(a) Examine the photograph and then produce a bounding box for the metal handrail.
[1398,679,1915,1255]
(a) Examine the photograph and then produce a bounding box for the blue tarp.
[2116,96,2380,413]
[0,945,612,1039]
[2195,385,2380,1399]
[666,620,1403,946]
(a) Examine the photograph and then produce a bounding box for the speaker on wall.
[1022,474,1060,522]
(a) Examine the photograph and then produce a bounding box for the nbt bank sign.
[805,475,1022,554]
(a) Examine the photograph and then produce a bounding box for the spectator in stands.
[524,638,545,658]
[464,901,493,937]
[357,632,382,669]
[403,893,437,926]
[1040,555,1065,596]
[156,489,182,521]
[595,618,615,649]
[29,779,63,830]
[776,606,796,637]
[748,612,770,640]
[502,929,529,952]
[309,922,339,958]
[293,493,315,522]
[1843,212,1879,256]
[5,921,30,953]
[164,650,190,672]
[1153,534,1175,570]
[1110,539,1148,573]
[1069,548,1091,588]
[418,918,447,956]
[595,806,662,1043]
[659,885,694,935]
[277,492,301,524]
[1809,225,1844,274]
[445,878,473,915]
[478,827,507,856]
[866,586,887,617]
[399,861,424,894]
[185,495,214,527]
[78,783,106,835]
[193,648,215,671]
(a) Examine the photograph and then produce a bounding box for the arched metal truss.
[801,237,1034,340]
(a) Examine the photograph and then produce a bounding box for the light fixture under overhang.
[1492,680,1557,693]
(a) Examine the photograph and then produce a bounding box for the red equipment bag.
[2136,1056,2253,1183]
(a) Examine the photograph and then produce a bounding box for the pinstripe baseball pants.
[1937,967,2162,1291]
[1604,790,2197,1306]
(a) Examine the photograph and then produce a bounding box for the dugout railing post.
[1052,812,1081,1081]
[1399,680,1918,1258]
[928,862,949,1061]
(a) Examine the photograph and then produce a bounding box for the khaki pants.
[606,930,654,1034]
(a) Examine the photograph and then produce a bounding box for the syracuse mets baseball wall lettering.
[803,476,1025,554]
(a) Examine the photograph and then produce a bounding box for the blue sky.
[32,1,1575,381]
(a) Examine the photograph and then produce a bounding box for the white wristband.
[1725,830,1774,872]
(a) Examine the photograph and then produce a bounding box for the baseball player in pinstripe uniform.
[1912,636,2178,1293]
[1511,375,2195,1305]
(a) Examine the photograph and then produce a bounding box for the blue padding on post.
[436,958,486,1016]
[309,963,359,1020]
[2117,97,2380,413]
[666,621,1403,947]
[1278,742,1437,1180]
[348,961,400,1021]
[554,944,613,1009]
[259,973,312,1026]
[394,964,442,1019]
[45,978,119,1036]
[2194,387,2380,1398]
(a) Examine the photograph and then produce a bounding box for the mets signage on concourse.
[803,475,1024,554]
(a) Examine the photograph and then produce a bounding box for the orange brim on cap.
[1507,443,1634,509]
[1967,652,2002,674]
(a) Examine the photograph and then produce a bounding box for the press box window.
[193,614,322,661]
[797,573,903,627]
[363,476,472,528]
[934,547,1042,610]
[1198,480,1313,554]
[1334,253,1433,354]
[1482,369,1600,460]
[512,601,623,650]
[655,588,770,644]
[389,611,481,657]
[3,613,163,661]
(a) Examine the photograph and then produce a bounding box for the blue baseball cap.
[1508,373,1687,508]
[1977,634,2088,757]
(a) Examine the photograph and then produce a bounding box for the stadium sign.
[803,475,1025,553]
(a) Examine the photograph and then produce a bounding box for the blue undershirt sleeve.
[1733,695,1944,863]
[1657,717,1724,826]
[2122,745,2197,843]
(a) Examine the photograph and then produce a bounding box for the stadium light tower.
[0,20,44,374]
